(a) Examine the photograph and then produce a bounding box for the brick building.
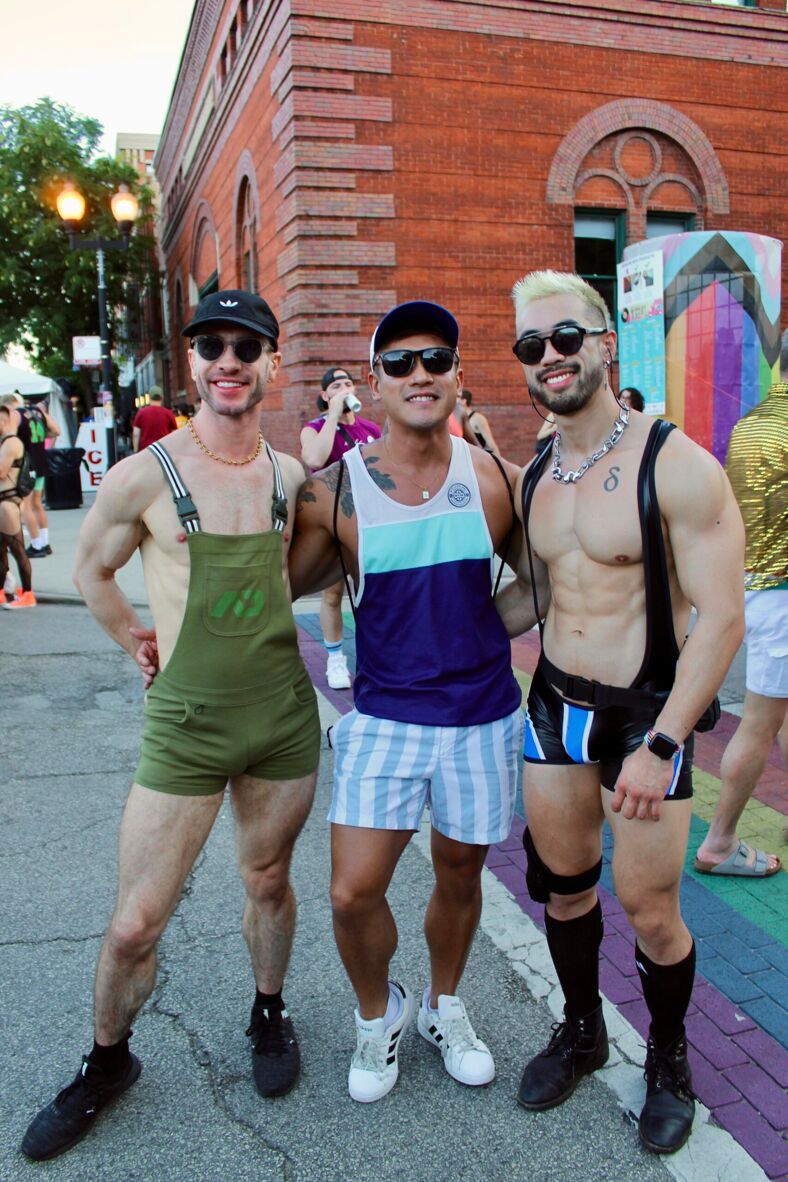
[156,0,788,463]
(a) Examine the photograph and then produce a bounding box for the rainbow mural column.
[622,232,782,463]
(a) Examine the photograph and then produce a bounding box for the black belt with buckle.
[539,652,666,710]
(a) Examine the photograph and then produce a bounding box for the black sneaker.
[25,544,51,557]
[246,1000,300,1097]
[21,1054,142,1161]
[639,1035,695,1154]
[518,1003,609,1111]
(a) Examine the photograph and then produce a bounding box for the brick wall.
[157,0,788,463]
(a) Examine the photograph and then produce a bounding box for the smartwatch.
[644,729,682,761]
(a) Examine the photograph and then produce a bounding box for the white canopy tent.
[0,360,77,445]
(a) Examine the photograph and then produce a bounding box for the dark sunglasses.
[192,335,267,364]
[512,325,606,366]
[375,347,458,378]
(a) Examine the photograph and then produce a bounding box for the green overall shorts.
[134,441,320,796]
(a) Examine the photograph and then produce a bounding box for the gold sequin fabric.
[725,382,788,590]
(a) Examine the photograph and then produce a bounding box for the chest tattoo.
[604,466,621,492]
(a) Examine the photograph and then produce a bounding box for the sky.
[0,0,195,155]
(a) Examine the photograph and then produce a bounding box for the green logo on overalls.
[210,589,264,619]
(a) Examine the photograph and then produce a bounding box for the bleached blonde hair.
[511,270,612,331]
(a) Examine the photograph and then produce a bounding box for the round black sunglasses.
[193,335,267,364]
[512,325,606,366]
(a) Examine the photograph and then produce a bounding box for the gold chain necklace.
[187,418,264,466]
[382,439,445,501]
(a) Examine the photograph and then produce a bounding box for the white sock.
[422,987,439,1014]
[39,528,48,546]
[31,537,44,550]
[325,639,343,657]
[384,984,403,1028]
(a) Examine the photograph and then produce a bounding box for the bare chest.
[530,456,644,569]
[143,457,281,561]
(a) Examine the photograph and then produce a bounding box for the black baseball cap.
[370,301,459,368]
[182,290,279,347]
[321,366,353,391]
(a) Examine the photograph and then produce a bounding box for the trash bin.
[44,448,85,510]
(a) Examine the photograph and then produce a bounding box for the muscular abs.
[529,433,690,688]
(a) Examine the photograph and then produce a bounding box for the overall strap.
[148,442,201,533]
[636,419,679,687]
[265,443,288,534]
[333,456,356,620]
[488,451,516,599]
[520,440,553,638]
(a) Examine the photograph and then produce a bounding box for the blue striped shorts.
[328,707,524,845]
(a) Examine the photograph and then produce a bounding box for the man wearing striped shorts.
[291,300,523,1102]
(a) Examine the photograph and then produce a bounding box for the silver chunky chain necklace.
[551,404,630,484]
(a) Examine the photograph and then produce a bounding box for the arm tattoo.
[604,466,621,492]
[296,480,317,512]
[317,463,356,520]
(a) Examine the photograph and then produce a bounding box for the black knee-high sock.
[636,941,696,1049]
[5,529,31,591]
[544,900,603,1022]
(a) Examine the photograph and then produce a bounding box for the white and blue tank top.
[343,437,521,726]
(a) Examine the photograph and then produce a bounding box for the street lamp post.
[56,182,139,406]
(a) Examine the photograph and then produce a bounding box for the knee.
[242,862,291,907]
[106,908,162,961]
[547,886,598,921]
[620,896,677,952]
[322,583,343,609]
[330,876,380,923]
[433,849,485,900]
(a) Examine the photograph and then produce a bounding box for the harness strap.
[539,651,666,709]
[520,440,553,637]
[636,419,678,688]
[488,451,516,599]
[149,441,201,533]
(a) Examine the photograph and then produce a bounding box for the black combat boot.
[517,1003,609,1111]
[639,1035,695,1154]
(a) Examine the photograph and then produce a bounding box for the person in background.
[132,387,177,452]
[694,329,787,878]
[300,367,381,690]
[458,389,501,455]
[7,392,60,558]
[620,387,645,413]
[0,398,35,608]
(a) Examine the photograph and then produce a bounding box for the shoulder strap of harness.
[148,442,201,533]
[487,450,516,599]
[520,440,553,638]
[635,418,679,688]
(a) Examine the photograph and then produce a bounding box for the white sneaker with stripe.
[418,993,495,1086]
[348,981,415,1103]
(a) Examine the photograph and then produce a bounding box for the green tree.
[0,98,156,382]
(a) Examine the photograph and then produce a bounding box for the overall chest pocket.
[203,559,272,637]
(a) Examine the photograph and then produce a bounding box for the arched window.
[237,177,257,293]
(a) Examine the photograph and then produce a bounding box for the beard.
[194,371,266,416]
[527,357,605,417]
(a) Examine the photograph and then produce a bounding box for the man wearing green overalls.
[21,291,321,1162]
